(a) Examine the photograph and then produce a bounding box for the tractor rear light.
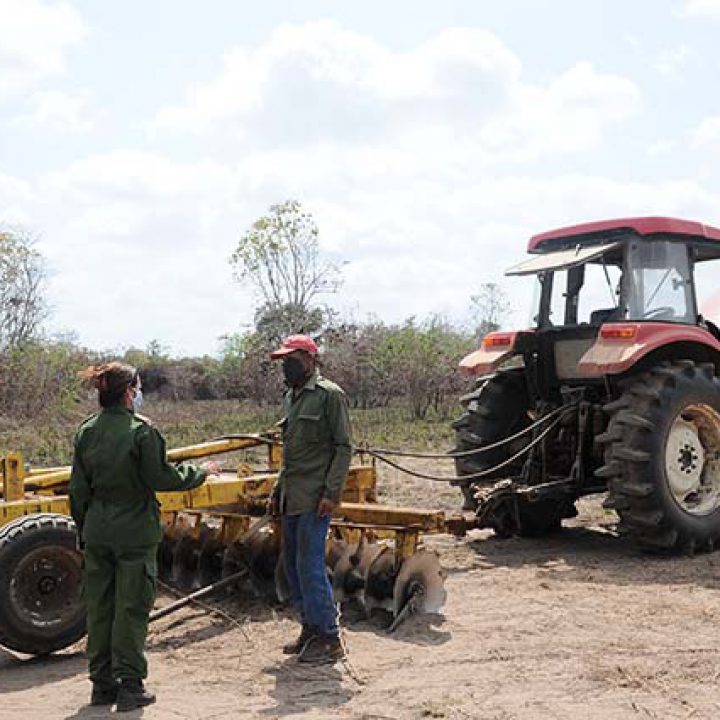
[482,332,516,349]
[600,324,638,341]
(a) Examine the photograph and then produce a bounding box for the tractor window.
[577,262,622,324]
[626,241,694,323]
[540,263,622,327]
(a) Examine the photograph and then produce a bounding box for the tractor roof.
[528,216,720,254]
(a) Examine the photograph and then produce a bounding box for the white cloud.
[684,0,720,18]
[151,22,638,162]
[0,171,34,226]
[0,0,87,99]
[6,19,711,355]
[480,61,639,161]
[692,116,720,151]
[10,89,94,132]
[652,44,695,76]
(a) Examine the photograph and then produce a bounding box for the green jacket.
[273,372,352,515]
[69,406,207,548]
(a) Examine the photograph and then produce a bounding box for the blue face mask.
[132,388,143,413]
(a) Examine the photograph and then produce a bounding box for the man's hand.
[267,495,280,518]
[201,460,222,476]
[317,497,337,517]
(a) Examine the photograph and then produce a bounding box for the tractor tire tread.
[604,361,720,552]
[0,513,85,655]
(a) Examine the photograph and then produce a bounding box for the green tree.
[219,331,282,405]
[470,282,510,341]
[229,200,343,341]
[0,229,48,350]
[371,317,473,420]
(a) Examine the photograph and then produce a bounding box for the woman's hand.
[200,460,222,476]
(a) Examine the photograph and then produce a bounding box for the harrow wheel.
[0,513,85,655]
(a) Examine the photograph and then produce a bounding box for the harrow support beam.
[1,453,24,503]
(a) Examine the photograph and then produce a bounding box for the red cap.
[270,334,319,360]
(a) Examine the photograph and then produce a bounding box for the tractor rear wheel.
[601,361,720,552]
[0,513,86,654]
[452,370,532,509]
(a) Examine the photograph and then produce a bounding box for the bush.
[0,340,89,421]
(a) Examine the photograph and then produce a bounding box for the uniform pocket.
[296,414,321,444]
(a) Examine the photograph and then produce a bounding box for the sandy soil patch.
[3,462,720,719]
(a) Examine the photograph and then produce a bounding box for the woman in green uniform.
[69,362,220,712]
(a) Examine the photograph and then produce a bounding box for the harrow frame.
[0,434,451,655]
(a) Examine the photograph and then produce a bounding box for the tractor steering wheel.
[642,306,675,320]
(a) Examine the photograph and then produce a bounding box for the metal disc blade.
[171,534,201,590]
[364,546,396,613]
[331,542,359,603]
[392,549,447,617]
[326,535,348,573]
[196,536,224,588]
[356,541,383,577]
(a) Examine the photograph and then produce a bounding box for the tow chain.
[356,405,577,483]
[358,404,573,460]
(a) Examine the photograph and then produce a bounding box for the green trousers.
[83,544,157,685]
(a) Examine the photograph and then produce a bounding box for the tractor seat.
[589,308,621,325]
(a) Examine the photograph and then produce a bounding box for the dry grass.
[0,398,460,468]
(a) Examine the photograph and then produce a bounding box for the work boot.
[282,624,316,655]
[90,681,119,706]
[297,634,344,664]
[115,679,156,713]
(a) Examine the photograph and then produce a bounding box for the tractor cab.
[460,217,720,392]
[510,217,720,329]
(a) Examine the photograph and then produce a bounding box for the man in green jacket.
[268,334,352,664]
[69,362,219,712]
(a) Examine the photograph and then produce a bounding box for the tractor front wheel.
[601,361,720,552]
[0,513,86,654]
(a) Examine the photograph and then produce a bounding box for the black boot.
[115,679,156,712]
[90,680,119,706]
[282,624,316,655]
[297,634,344,664]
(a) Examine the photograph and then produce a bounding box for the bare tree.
[0,229,48,350]
[470,282,510,341]
[230,200,342,340]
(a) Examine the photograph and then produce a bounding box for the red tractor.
[453,217,720,552]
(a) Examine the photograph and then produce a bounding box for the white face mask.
[132,388,143,412]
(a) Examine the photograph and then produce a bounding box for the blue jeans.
[281,512,338,637]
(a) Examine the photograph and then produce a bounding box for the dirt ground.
[4,461,720,719]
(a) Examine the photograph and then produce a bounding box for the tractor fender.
[576,322,720,376]
[459,331,529,376]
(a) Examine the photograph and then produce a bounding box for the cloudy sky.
[2,0,720,355]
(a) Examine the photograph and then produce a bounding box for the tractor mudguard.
[459,331,530,376]
[577,322,720,376]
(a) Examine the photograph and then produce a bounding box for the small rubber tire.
[0,513,86,654]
